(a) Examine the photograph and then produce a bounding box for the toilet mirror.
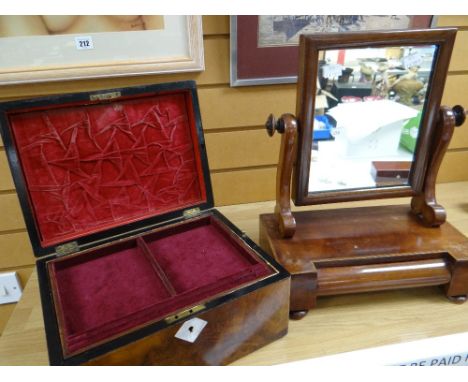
[294,29,456,205]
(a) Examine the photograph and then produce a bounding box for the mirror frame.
[293,28,457,205]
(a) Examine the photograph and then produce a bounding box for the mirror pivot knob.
[452,105,466,127]
[265,114,285,136]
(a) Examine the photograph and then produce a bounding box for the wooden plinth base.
[260,205,468,318]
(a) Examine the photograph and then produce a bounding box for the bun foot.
[289,310,308,320]
[447,295,467,304]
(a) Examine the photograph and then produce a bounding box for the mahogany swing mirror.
[261,28,468,319]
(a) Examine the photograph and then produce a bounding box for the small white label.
[322,64,344,79]
[174,317,207,343]
[75,36,94,50]
[403,53,422,68]
[410,126,419,139]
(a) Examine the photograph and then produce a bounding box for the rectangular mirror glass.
[309,45,437,193]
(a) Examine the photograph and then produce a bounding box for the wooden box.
[0,81,290,365]
[370,161,411,186]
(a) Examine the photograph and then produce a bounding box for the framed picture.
[0,15,204,85]
[230,15,435,87]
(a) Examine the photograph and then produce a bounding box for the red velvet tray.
[48,214,273,356]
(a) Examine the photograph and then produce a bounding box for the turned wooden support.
[411,105,466,226]
[447,295,468,304]
[265,113,298,238]
[289,310,308,320]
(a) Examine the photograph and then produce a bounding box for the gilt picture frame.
[0,15,204,85]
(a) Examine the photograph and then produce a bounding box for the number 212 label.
[75,36,94,50]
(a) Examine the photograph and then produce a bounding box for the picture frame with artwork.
[0,15,204,85]
[230,15,435,86]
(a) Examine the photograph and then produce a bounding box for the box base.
[85,277,290,365]
[259,205,468,319]
[37,210,290,365]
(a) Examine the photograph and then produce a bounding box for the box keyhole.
[174,317,207,343]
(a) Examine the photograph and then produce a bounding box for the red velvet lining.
[144,219,258,293]
[8,91,206,246]
[48,215,273,356]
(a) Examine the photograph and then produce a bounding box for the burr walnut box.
[0,81,289,365]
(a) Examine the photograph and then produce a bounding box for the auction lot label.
[398,352,468,366]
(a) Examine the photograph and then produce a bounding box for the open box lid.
[0,81,214,258]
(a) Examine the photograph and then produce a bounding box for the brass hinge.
[183,207,201,219]
[165,304,205,324]
[55,241,79,257]
[90,91,121,101]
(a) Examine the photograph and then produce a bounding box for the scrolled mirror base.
[411,105,464,227]
[266,113,298,239]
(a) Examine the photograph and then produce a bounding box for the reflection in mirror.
[309,45,437,193]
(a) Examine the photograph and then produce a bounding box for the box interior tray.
[48,215,273,357]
